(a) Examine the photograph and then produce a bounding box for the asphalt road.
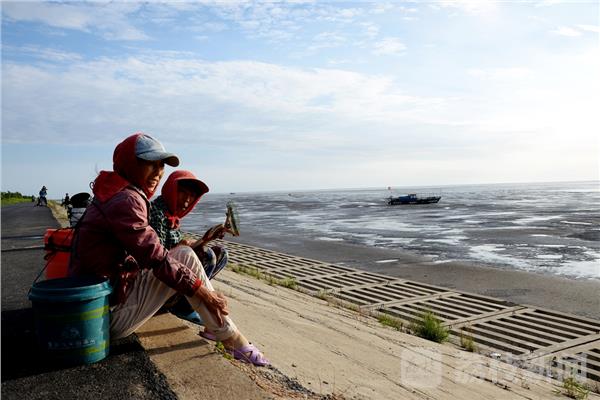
[1,203,177,399]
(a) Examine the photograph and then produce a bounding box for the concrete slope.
[211,269,600,400]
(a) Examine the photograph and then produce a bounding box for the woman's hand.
[178,239,194,247]
[202,224,226,243]
[193,285,229,326]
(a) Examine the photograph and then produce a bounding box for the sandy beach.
[229,230,600,320]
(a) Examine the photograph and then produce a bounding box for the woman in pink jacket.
[69,133,268,366]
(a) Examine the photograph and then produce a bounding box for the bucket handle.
[28,263,50,299]
[32,262,51,286]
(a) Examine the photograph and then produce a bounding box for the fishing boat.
[387,193,441,205]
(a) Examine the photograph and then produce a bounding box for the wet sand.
[229,230,600,320]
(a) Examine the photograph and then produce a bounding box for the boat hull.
[388,196,441,205]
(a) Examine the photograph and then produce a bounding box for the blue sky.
[1,1,599,197]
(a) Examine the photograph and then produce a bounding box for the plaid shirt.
[149,196,182,250]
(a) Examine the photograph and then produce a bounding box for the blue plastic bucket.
[29,276,112,365]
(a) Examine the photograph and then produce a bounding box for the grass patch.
[214,341,233,360]
[277,277,298,289]
[47,200,69,227]
[229,263,263,279]
[228,263,297,289]
[316,290,330,301]
[460,328,477,352]
[0,197,32,206]
[555,373,590,400]
[378,313,404,331]
[1,191,34,206]
[410,311,449,343]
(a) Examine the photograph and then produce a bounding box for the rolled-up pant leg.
[196,245,229,280]
[110,246,237,341]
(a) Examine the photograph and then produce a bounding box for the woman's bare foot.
[221,331,249,350]
[221,332,269,366]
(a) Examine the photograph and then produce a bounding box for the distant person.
[149,170,228,335]
[61,193,70,208]
[36,186,47,206]
[68,133,268,366]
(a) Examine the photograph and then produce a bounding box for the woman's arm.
[104,189,201,297]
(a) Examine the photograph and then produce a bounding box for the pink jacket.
[69,185,201,303]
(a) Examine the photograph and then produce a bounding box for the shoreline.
[229,230,600,320]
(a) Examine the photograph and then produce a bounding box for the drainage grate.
[296,271,393,293]
[251,257,337,271]
[227,247,296,266]
[221,240,600,385]
[451,308,600,357]
[378,292,519,326]
[331,280,449,308]
[264,263,356,280]
[527,340,600,383]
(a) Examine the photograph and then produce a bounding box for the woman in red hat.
[69,133,268,366]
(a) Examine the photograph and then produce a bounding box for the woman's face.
[176,186,197,214]
[136,159,164,194]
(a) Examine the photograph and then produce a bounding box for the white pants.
[110,246,238,341]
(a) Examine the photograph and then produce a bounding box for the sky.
[1,0,599,197]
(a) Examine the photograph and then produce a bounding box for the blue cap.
[135,134,180,167]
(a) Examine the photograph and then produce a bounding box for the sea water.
[182,181,600,280]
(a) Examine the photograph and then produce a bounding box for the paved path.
[1,203,178,399]
[1,202,278,400]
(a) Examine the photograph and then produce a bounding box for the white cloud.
[3,1,92,30]
[1,54,446,150]
[202,2,369,42]
[2,45,83,63]
[577,24,600,34]
[433,0,499,15]
[371,3,396,15]
[551,26,583,37]
[535,0,569,7]
[360,22,380,38]
[305,31,347,52]
[468,67,531,80]
[464,49,600,155]
[5,47,597,170]
[2,1,148,41]
[373,38,407,56]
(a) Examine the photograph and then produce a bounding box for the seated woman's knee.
[170,245,205,275]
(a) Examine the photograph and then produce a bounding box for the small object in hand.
[224,201,240,236]
[193,202,240,249]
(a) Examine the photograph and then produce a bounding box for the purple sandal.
[229,344,270,367]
